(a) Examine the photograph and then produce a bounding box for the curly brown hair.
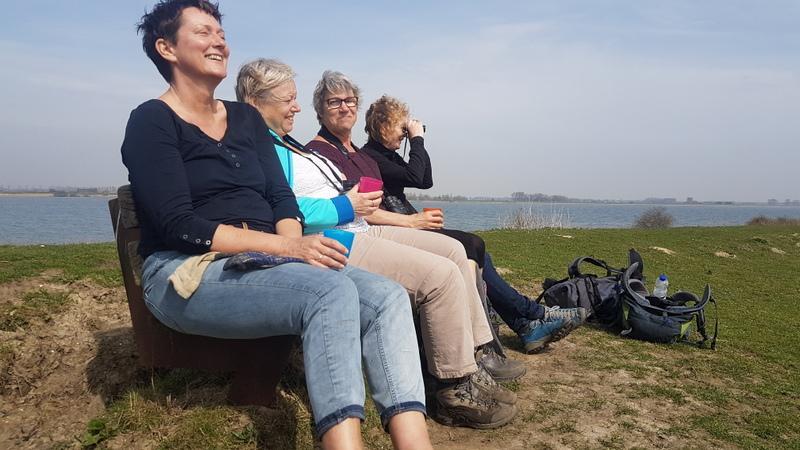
[364,95,409,146]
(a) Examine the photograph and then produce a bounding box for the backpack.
[619,262,718,349]
[537,249,644,326]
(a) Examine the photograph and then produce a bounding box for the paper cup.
[322,229,355,257]
[358,176,384,193]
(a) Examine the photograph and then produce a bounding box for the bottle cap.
[658,274,667,281]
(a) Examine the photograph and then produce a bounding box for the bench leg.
[228,369,281,407]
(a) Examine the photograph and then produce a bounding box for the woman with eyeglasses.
[236,59,526,430]
[310,92,588,354]
[121,3,432,448]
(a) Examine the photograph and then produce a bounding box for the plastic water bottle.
[653,274,669,298]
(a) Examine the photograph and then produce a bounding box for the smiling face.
[254,80,301,135]
[319,88,358,137]
[161,7,229,83]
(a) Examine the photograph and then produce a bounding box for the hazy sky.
[1,1,798,202]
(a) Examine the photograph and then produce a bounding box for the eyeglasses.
[325,96,358,109]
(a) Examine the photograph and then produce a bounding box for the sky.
[0,0,798,202]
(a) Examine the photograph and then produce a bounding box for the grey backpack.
[537,249,644,326]
[619,263,718,349]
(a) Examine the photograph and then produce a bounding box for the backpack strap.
[568,256,623,278]
[628,248,644,281]
[699,285,718,350]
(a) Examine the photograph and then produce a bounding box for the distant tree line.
[510,192,573,203]
[405,193,469,202]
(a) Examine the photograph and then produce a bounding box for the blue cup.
[322,229,355,257]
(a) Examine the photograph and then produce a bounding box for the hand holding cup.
[418,207,444,229]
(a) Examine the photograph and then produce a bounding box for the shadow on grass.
[85,327,311,448]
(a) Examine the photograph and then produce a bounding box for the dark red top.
[306,139,383,182]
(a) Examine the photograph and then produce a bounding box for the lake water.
[1,196,799,245]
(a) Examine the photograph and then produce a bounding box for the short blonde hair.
[235,58,295,105]
[365,95,409,145]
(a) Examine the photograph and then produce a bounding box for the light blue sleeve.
[273,135,355,234]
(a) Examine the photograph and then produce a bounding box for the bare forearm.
[364,209,413,227]
[275,217,303,238]
[209,224,293,255]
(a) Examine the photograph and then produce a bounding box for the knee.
[424,258,462,293]
[375,278,412,316]
[467,233,486,255]
[307,271,361,320]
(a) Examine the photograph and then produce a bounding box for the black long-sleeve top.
[121,99,302,258]
[359,136,433,207]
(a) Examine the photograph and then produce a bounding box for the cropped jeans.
[142,251,425,437]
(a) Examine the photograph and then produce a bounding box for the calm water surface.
[1,196,799,244]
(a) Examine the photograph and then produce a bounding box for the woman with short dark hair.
[122,2,431,448]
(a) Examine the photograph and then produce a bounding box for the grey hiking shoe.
[471,365,517,405]
[543,306,587,342]
[435,374,517,429]
[476,346,526,382]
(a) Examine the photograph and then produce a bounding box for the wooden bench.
[109,185,294,406]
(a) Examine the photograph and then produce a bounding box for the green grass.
[481,225,800,449]
[0,242,120,286]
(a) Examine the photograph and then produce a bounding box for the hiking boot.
[543,306,587,342]
[476,346,526,382]
[518,316,568,354]
[471,365,517,405]
[435,375,517,429]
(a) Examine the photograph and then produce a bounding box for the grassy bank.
[1,225,798,449]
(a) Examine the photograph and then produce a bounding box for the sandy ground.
[0,273,734,449]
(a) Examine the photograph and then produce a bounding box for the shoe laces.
[454,376,498,407]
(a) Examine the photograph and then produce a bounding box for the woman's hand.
[406,118,424,138]
[408,210,444,229]
[283,235,348,269]
[346,185,384,216]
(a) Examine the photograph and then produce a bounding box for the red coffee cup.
[358,176,383,193]
[423,207,442,214]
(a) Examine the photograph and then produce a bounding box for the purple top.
[306,139,383,182]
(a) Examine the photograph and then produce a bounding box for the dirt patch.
[649,247,676,255]
[714,251,736,258]
[0,274,134,449]
[494,267,514,276]
[1,274,738,449]
[770,247,786,255]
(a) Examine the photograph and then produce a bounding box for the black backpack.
[537,249,644,326]
[619,262,718,349]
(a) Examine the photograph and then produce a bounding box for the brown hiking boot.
[476,346,526,382]
[435,373,517,429]
[471,365,517,405]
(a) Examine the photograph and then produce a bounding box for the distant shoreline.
[0,193,114,198]
[0,192,53,197]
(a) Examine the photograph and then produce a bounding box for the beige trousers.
[348,225,494,379]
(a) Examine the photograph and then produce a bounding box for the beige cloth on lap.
[168,252,226,299]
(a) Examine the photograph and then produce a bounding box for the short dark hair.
[136,0,222,82]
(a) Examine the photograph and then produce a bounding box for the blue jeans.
[484,253,545,333]
[142,251,425,436]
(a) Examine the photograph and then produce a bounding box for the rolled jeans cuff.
[316,404,365,438]
[380,401,427,432]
